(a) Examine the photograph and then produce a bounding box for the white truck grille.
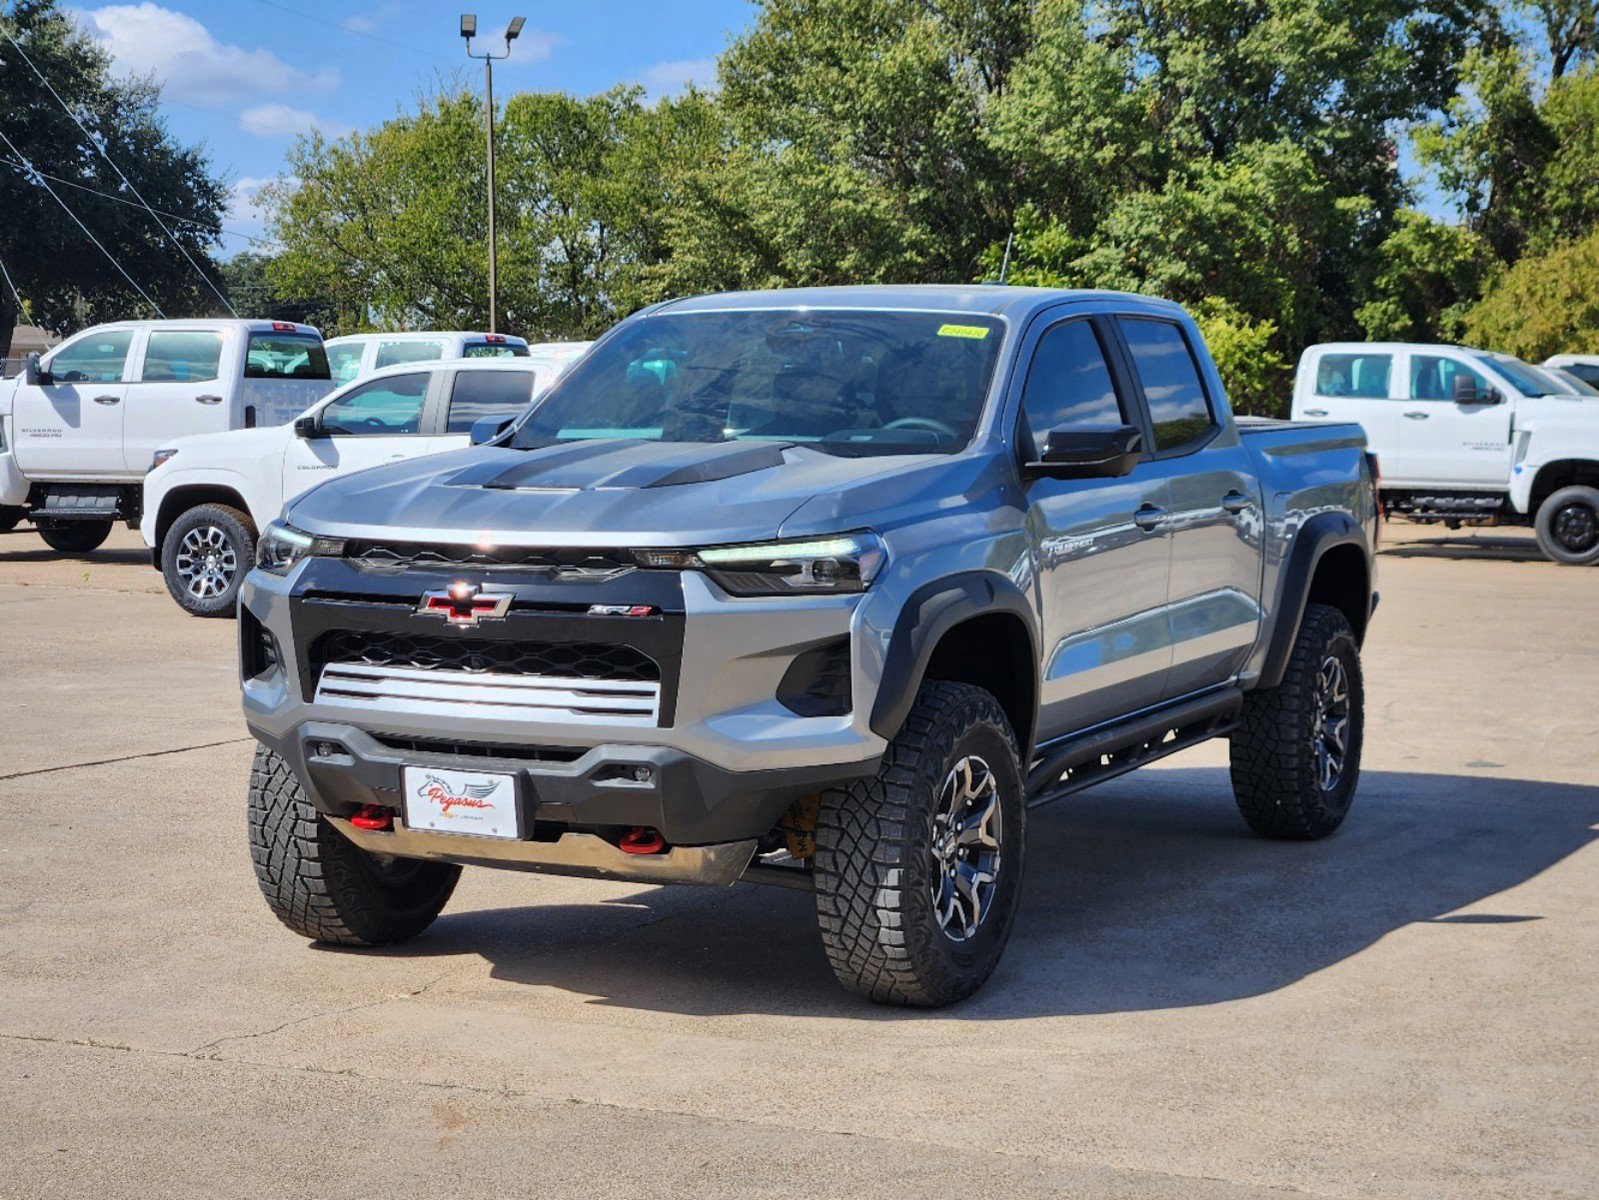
[314,662,661,726]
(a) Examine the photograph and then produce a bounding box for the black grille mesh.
[313,630,660,682]
[344,541,633,575]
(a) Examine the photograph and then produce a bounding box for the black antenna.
[998,232,1014,285]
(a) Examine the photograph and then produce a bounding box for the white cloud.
[640,57,718,98]
[76,3,339,107]
[238,103,354,140]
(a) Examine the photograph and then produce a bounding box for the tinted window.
[446,369,537,433]
[141,331,222,383]
[318,373,428,436]
[1018,320,1124,459]
[462,341,529,358]
[1410,355,1488,401]
[514,310,1005,456]
[374,340,446,369]
[245,333,330,380]
[326,343,365,386]
[1120,318,1214,452]
[1315,352,1391,399]
[1477,354,1550,397]
[48,330,133,383]
[1565,363,1599,386]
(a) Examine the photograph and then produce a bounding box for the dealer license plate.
[402,766,520,840]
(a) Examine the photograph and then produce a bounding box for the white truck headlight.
[682,533,887,597]
[256,521,345,573]
[151,448,179,470]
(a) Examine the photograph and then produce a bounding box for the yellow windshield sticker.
[937,323,990,340]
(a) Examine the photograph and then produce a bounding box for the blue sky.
[70,0,756,255]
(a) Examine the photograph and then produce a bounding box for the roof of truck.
[75,319,321,335]
[654,284,1187,322]
[324,330,530,345]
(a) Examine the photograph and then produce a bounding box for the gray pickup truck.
[238,285,1378,1007]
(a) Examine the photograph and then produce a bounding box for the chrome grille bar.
[315,662,660,725]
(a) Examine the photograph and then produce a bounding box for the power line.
[0,128,166,317]
[0,252,36,326]
[3,27,237,315]
[242,0,457,62]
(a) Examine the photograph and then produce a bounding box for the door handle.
[195,394,223,405]
[93,394,120,405]
[1403,411,1430,420]
[1303,408,1328,417]
[1133,504,1167,532]
[1221,490,1252,514]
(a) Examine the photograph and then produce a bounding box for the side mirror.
[1026,425,1144,480]
[470,415,513,445]
[293,414,323,439]
[1453,375,1501,405]
[23,352,50,387]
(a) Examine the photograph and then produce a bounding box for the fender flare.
[869,570,1040,753]
[1258,511,1372,690]
[147,469,257,549]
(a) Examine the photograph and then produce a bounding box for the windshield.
[1549,367,1599,396]
[1477,353,1552,397]
[512,310,1005,456]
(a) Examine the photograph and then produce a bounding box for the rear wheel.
[161,503,256,617]
[248,745,460,946]
[813,681,1025,1007]
[37,519,111,555]
[1534,485,1599,566]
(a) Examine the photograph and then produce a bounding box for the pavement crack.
[0,738,253,782]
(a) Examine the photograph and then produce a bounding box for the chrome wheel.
[1312,655,1351,792]
[928,755,1003,942]
[1551,500,1599,554]
[175,524,238,599]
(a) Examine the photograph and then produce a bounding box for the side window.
[446,370,537,433]
[318,373,429,436]
[1119,318,1215,452]
[1018,319,1125,459]
[373,340,446,369]
[461,342,526,359]
[1410,355,1487,402]
[1315,352,1392,399]
[141,331,223,383]
[246,333,330,379]
[326,344,365,386]
[46,330,134,383]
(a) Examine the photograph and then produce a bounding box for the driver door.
[281,371,441,503]
[11,328,137,478]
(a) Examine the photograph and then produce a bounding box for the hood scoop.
[448,440,791,492]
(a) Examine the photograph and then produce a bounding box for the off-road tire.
[1230,603,1363,840]
[813,681,1025,1007]
[248,745,460,946]
[161,503,256,618]
[0,506,24,534]
[37,519,111,554]
[1534,485,1599,566]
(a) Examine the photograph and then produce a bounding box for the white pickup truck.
[0,319,333,553]
[142,357,558,616]
[1293,342,1599,564]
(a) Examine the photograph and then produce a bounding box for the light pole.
[460,13,526,333]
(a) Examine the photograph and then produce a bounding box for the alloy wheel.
[928,755,1004,942]
[175,524,238,599]
[1312,655,1351,793]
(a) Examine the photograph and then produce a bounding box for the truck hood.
[285,439,972,547]
[161,424,293,462]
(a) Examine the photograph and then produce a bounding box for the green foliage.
[1463,228,1599,358]
[1355,210,1492,342]
[0,0,228,356]
[1191,298,1291,418]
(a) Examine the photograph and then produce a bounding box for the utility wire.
[0,128,166,317]
[242,0,457,62]
[0,251,36,326]
[2,28,237,315]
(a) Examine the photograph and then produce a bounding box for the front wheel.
[813,681,1025,1007]
[37,519,111,555]
[161,503,256,617]
[1534,485,1599,566]
[1230,603,1364,840]
[248,745,460,946]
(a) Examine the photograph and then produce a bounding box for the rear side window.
[47,330,134,383]
[374,340,447,369]
[1018,319,1125,459]
[326,343,365,386]
[1565,363,1599,386]
[245,333,330,380]
[1315,352,1391,399]
[1119,318,1215,452]
[319,373,429,436]
[462,341,529,359]
[446,370,538,432]
[141,331,223,383]
[1411,355,1488,401]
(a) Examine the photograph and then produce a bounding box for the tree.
[217,253,328,326]
[1355,209,1492,341]
[1462,227,1599,358]
[0,0,228,360]
[1191,298,1291,418]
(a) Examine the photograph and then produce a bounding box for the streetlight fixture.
[460,13,525,333]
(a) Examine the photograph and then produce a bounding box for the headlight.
[657,532,886,597]
[150,448,178,470]
[256,521,345,573]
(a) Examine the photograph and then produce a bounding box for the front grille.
[315,663,661,724]
[369,733,586,763]
[312,630,660,683]
[344,540,635,577]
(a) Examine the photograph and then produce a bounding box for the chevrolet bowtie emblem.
[415,582,512,628]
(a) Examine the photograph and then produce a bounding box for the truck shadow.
[412,767,1598,1020]
[1381,534,1547,563]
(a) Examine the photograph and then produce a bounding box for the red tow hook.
[619,826,667,855]
[350,804,395,832]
